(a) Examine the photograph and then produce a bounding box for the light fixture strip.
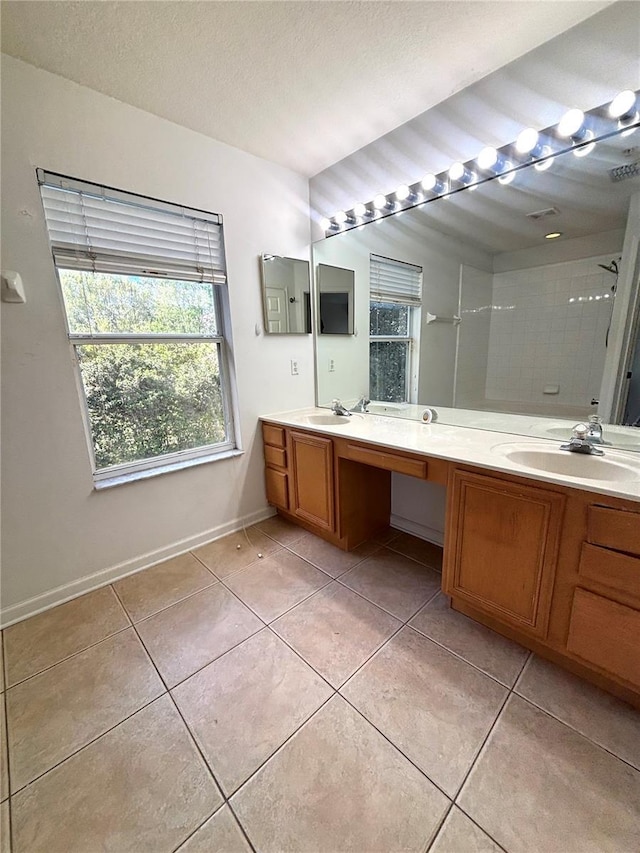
[322,91,639,235]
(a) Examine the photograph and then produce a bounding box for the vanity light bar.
[321,90,640,235]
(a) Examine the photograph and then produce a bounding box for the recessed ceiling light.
[545,232,563,240]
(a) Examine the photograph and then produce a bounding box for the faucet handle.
[572,423,590,440]
[588,414,603,425]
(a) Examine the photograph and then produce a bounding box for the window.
[369,254,422,402]
[38,171,237,483]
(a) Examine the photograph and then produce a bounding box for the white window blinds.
[370,254,422,304]
[38,171,226,285]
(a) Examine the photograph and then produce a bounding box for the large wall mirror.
[313,124,640,452]
[260,254,311,334]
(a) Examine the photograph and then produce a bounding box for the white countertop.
[261,407,640,503]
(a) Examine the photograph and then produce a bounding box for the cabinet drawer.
[345,443,427,478]
[264,445,287,469]
[567,589,640,688]
[265,468,289,510]
[587,506,640,557]
[262,423,286,448]
[579,542,640,603]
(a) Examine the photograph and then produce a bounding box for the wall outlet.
[290,359,299,376]
[328,358,335,372]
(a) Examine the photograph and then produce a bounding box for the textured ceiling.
[0,0,613,177]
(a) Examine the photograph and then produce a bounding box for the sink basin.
[492,442,640,482]
[539,425,640,451]
[300,413,355,427]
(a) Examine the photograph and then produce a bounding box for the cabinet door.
[443,469,565,638]
[289,431,335,531]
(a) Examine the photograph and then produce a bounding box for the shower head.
[598,260,619,276]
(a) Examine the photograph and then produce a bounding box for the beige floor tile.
[387,532,443,570]
[176,806,251,853]
[3,587,129,686]
[342,627,507,796]
[272,583,400,687]
[516,655,640,769]
[255,515,307,547]
[192,527,281,579]
[231,695,449,853]
[225,550,330,622]
[340,548,441,620]
[6,628,164,792]
[371,526,400,545]
[173,629,332,794]
[0,702,7,803]
[11,696,221,853]
[410,592,529,686]
[430,807,501,853]
[459,694,640,853]
[0,800,9,853]
[136,585,263,687]
[288,531,380,578]
[113,553,216,622]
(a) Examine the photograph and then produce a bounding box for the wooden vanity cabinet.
[288,430,335,532]
[262,421,640,706]
[443,468,565,639]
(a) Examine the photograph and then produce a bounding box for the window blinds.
[370,254,422,304]
[38,171,226,285]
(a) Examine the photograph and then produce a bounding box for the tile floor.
[1,518,639,853]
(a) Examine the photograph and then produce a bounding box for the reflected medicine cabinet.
[260,254,312,334]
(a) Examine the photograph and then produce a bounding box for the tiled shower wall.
[484,255,617,415]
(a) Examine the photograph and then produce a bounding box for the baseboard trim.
[390,513,444,547]
[0,507,276,628]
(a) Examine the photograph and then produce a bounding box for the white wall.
[0,56,313,625]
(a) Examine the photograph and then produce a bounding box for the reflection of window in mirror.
[369,255,422,403]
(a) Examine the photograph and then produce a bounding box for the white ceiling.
[0,1,614,177]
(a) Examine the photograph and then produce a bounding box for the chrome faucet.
[350,396,370,413]
[560,422,605,456]
[331,399,352,417]
[586,415,610,445]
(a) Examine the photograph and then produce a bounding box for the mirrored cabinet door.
[260,254,311,334]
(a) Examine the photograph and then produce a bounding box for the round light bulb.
[477,147,498,170]
[448,162,465,181]
[334,210,347,224]
[421,173,437,191]
[558,108,585,138]
[373,194,387,210]
[498,165,516,185]
[516,127,539,154]
[319,217,331,230]
[534,146,554,171]
[396,184,410,201]
[545,232,562,240]
[609,90,636,119]
[353,202,367,218]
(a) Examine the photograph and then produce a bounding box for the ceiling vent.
[526,206,559,221]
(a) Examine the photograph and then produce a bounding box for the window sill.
[93,448,244,490]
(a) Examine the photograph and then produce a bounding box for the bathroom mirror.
[313,126,640,451]
[260,254,311,334]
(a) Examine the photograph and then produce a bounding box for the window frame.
[40,171,240,484]
[369,300,421,404]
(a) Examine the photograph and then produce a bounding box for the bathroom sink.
[492,442,640,482]
[538,425,640,451]
[300,414,355,427]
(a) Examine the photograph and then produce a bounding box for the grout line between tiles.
[4,619,133,691]
[125,576,221,627]
[2,632,13,853]
[422,800,456,853]
[7,689,168,798]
